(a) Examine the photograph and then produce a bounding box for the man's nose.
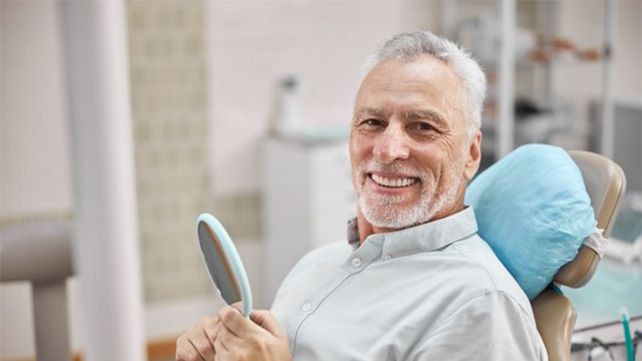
[373,125,410,163]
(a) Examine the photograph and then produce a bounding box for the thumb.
[250,310,285,338]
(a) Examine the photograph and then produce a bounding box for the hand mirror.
[197,213,252,317]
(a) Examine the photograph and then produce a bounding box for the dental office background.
[1,0,640,360]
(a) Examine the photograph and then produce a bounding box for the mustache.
[359,160,425,180]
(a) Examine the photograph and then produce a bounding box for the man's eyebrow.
[403,109,444,122]
[354,107,387,118]
[403,109,446,124]
[354,107,448,127]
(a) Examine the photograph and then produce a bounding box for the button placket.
[351,257,362,267]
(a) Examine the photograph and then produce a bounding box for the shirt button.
[383,254,392,261]
[301,303,312,312]
[352,258,362,267]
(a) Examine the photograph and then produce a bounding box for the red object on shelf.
[530,49,550,63]
[579,49,601,61]
[551,37,575,51]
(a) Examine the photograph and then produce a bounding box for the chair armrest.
[0,222,74,283]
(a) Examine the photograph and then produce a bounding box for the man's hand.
[176,316,220,361]
[214,306,292,361]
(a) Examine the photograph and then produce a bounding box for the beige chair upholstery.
[0,222,75,361]
[532,150,626,361]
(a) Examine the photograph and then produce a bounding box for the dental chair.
[532,150,626,361]
[0,221,75,361]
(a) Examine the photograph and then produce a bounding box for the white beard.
[355,160,463,229]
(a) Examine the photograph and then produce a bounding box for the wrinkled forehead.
[354,56,467,122]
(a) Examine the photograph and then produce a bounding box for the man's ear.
[463,131,482,181]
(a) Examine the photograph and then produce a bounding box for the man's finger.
[230,301,244,313]
[197,327,217,360]
[187,337,209,361]
[217,324,242,347]
[213,331,229,354]
[217,305,249,337]
[250,310,286,338]
[189,330,214,361]
[201,316,219,345]
[176,336,205,361]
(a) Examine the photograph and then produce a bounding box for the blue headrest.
[465,144,596,300]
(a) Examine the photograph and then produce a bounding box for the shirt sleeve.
[407,291,548,361]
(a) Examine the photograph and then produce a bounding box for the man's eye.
[411,122,434,132]
[362,119,383,127]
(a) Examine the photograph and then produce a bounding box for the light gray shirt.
[271,207,548,360]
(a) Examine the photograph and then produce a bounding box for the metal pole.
[538,0,556,107]
[60,1,146,360]
[601,0,616,159]
[498,0,516,158]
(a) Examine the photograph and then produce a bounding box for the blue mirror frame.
[197,213,253,317]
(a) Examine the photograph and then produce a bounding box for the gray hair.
[363,31,487,139]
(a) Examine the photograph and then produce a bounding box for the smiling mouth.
[370,174,418,188]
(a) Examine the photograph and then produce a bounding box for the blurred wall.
[0,1,72,222]
[1,2,74,359]
[554,0,642,123]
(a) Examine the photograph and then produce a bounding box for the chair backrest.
[532,150,626,361]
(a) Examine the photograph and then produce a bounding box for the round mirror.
[197,213,252,317]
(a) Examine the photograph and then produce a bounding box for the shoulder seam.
[439,241,535,323]
[425,289,538,340]
[450,240,500,290]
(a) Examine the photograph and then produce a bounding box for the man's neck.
[357,202,465,245]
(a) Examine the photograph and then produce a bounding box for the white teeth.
[371,174,416,188]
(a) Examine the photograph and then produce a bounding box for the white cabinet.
[262,138,355,304]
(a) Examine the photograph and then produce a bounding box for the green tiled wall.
[126,0,260,303]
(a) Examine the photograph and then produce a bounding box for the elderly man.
[176,31,547,361]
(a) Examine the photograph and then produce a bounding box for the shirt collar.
[346,207,478,257]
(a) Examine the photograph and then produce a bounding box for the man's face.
[350,55,481,230]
